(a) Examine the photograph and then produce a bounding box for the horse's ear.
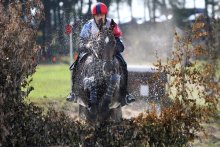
[110,19,116,31]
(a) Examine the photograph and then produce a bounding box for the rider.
[67,2,135,105]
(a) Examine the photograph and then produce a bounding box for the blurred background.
[36,0,220,65]
[22,0,220,104]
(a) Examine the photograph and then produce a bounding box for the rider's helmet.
[91,2,108,15]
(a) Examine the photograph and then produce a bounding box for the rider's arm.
[112,22,124,53]
[79,38,90,53]
[78,22,91,53]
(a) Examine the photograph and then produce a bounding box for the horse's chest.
[89,60,115,83]
[89,61,105,81]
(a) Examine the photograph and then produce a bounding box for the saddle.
[69,52,91,71]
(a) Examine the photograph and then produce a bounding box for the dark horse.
[74,22,126,123]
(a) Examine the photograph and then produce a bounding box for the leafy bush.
[0,0,44,145]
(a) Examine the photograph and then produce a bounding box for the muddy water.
[62,99,157,120]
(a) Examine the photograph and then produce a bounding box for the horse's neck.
[101,35,115,61]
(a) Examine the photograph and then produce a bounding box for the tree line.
[37,0,219,45]
[1,0,219,60]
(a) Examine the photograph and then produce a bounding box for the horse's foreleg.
[83,76,97,104]
[83,76,98,119]
[101,74,120,108]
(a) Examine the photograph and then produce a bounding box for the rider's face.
[94,14,105,25]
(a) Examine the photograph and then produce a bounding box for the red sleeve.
[113,23,122,37]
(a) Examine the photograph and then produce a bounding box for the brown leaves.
[0,1,44,145]
[192,16,208,39]
[150,15,220,146]
[192,22,205,32]
[193,45,207,56]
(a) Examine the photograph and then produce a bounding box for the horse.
[74,21,126,123]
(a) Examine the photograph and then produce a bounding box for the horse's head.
[96,19,116,61]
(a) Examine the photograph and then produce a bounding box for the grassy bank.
[28,63,71,104]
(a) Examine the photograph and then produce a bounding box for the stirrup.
[125,93,135,104]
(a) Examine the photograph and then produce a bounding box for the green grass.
[28,63,71,104]
[217,59,220,79]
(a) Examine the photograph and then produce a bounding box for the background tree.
[128,0,133,20]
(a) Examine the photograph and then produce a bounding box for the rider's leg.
[115,54,135,104]
[67,52,90,101]
[66,57,79,101]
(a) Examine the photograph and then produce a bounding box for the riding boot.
[123,65,135,104]
[66,57,79,102]
[66,70,76,102]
